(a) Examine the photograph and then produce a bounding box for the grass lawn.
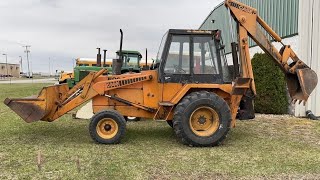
[0,84,320,179]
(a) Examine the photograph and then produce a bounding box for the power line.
[0,38,27,46]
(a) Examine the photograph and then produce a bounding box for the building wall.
[0,63,20,78]
[199,0,299,54]
[295,0,320,116]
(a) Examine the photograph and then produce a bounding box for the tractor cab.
[116,50,142,73]
[157,29,232,84]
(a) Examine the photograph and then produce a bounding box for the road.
[0,78,56,84]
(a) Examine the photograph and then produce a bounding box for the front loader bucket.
[286,68,318,103]
[4,84,69,123]
[4,97,47,123]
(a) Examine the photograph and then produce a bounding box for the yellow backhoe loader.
[4,0,318,146]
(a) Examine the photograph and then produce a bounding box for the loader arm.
[4,69,153,122]
[225,0,318,103]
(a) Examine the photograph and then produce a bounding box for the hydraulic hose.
[306,110,319,120]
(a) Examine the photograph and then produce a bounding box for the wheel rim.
[189,106,220,137]
[96,118,118,139]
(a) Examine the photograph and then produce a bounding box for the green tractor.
[60,30,148,88]
[64,49,144,88]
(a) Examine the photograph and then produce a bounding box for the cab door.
[160,35,191,102]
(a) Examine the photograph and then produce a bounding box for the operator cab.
[157,29,232,84]
[116,50,142,73]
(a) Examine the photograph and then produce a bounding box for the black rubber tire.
[173,91,231,147]
[166,120,173,128]
[89,110,126,144]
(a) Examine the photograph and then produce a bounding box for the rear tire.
[89,110,126,144]
[173,91,231,147]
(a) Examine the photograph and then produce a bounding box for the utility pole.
[2,54,8,77]
[23,45,31,78]
[52,58,55,76]
[2,53,11,84]
[49,57,51,76]
[19,56,23,73]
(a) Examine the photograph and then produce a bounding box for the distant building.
[0,63,20,78]
[200,0,320,116]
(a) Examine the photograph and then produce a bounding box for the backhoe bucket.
[4,84,69,123]
[286,68,318,103]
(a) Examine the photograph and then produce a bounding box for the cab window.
[193,36,220,74]
[164,35,190,74]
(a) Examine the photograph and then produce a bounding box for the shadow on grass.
[126,126,174,140]
[2,119,180,146]
[2,117,262,148]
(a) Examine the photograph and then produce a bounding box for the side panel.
[93,105,155,119]
[142,73,161,108]
[92,70,161,118]
[169,84,233,104]
[161,83,183,102]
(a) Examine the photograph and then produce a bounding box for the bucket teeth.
[286,68,318,103]
[292,99,298,104]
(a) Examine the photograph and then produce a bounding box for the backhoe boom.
[225,0,318,103]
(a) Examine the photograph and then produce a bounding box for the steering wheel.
[173,64,186,74]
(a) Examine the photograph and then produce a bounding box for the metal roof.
[199,0,299,53]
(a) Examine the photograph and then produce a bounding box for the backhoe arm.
[225,0,318,103]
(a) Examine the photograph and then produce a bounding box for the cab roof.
[116,50,141,55]
[168,29,217,35]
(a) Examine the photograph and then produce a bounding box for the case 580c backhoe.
[5,0,318,146]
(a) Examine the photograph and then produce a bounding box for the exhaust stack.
[113,29,124,75]
[96,48,101,67]
[145,48,148,66]
[103,49,107,67]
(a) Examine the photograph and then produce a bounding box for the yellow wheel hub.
[189,106,220,137]
[96,118,118,139]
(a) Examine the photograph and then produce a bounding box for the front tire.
[173,91,231,147]
[89,110,126,144]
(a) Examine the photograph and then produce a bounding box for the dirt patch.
[248,114,320,146]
